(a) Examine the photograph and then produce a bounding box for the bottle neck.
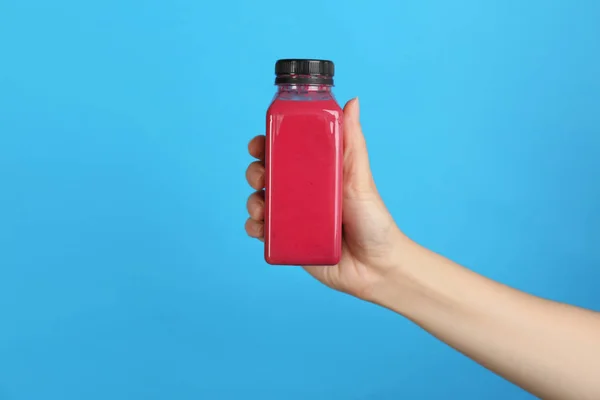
[277,83,333,94]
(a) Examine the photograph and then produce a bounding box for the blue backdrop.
[1,0,599,399]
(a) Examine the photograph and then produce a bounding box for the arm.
[245,98,600,399]
[371,238,600,400]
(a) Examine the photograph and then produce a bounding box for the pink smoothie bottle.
[265,59,343,266]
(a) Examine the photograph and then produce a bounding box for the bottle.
[264,59,343,266]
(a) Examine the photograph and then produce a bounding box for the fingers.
[246,191,265,221]
[245,218,264,240]
[246,191,265,240]
[248,135,266,160]
[246,161,265,190]
[246,135,266,191]
[247,136,266,241]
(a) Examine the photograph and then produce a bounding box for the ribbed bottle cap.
[274,59,334,85]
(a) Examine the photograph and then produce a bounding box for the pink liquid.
[265,98,343,265]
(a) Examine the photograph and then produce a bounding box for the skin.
[245,98,600,400]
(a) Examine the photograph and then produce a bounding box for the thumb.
[343,98,376,198]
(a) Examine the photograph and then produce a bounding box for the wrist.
[362,234,427,313]
[367,235,492,325]
[366,235,457,321]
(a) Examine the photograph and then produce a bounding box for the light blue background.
[1,0,599,399]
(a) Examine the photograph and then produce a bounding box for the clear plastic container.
[264,59,343,266]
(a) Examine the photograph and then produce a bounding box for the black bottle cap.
[275,59,334,85]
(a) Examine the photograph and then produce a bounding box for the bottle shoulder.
[267,97,343,117]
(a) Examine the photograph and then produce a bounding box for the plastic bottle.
[264,59,343,266]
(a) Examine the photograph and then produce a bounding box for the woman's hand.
[244,98,408,300]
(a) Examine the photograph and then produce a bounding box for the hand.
[245,98,407,300]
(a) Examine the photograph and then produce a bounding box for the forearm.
[373,238,600,400]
